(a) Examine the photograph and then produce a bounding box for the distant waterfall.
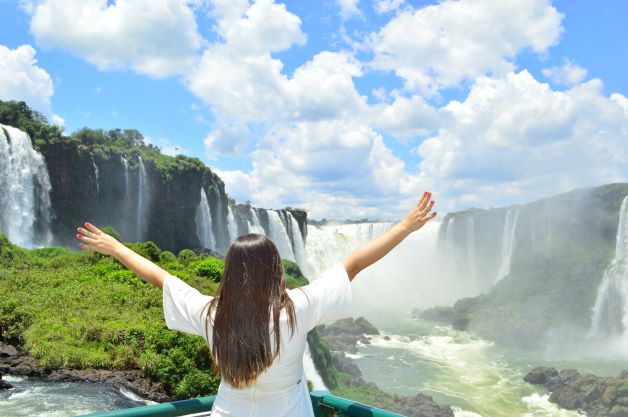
[589,196,628,338]
[0,125,52,247]
[226,205,238,245]
[121,156,130,200]
[249,208,266,235]
[135,156,150,241]
[195,188,216,250]
[466,216,478,291]
[495,209,519,283]
[289,213,307,269]
[91,155,100,194]
[267,210,296,261]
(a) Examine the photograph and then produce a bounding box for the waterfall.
[121,155,130,199]
[91,155,100,194]
[195,188,216,251]
[466,216,478,291]
[289,213,307,272]
[135,156,149,241]
[226,205,238,245]
[494,209,519,283]
[267,210,296,261]
[303,344,327,391]
[0,125,52,248]
[249,208,266,235]
[589,196,628,339]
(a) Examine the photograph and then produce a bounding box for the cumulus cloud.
[0,44,63,126]
[374,94,440,139]
[215,120,426,219]
[374,0,405,14]
[27,0,202,78]
[542,60,587,87]
[370,0,563,94]
[417,71,628,210]
[204,120,250,157]
[337,0,361,19]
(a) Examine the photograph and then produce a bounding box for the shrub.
[159,251,178,264]
[125,241,161,262]
[189,258,224,282]
[177,249,197,266]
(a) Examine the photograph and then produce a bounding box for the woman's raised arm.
[342,192,437,281]
[76,223,169,289]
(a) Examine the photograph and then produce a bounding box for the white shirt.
[162,262,352,417]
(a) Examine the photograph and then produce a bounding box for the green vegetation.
[0,232,354,402]
[282,259,309,287]
[0,232,222,398]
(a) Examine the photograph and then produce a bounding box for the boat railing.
[78,391,404,417]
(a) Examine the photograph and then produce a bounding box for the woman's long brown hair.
[204,234,297,388]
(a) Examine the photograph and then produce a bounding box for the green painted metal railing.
[79,391,404,417]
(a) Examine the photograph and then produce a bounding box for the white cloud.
[214,119,426,219]
[0,44,63,126]
[370,0,563,94]
[542,60,587,87]
[337,0,361,19]
[374,94,440,139]
[215,0,306,55]
[374,0,405,14]
[417,71,628,210]
[28,0,202,78]
[204,120,250,157]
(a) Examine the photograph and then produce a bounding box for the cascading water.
[121,155,130,200]
[289,213,307,270]
[226,204,238,245]
[0,124,53,248]
[466,217,478,291]
[91,155,100,195]
[589,196,628,339]
[135,156,149,241]
[195,188,216,250]
[249,208,266,235]
[267,210,296,261]
[494,209,519,283]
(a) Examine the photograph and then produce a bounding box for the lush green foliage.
[0,233,221,398]
[0,100,63,149]
[282,259,309,287]
[189,258,224,282]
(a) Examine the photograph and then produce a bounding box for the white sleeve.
[162,275,213,339]
[301,263,352,331]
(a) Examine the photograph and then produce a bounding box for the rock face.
[524,367,628,417]
[317,318,454,417]
[38,139,310,254]
[0,343,170,402]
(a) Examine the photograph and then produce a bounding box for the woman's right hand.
[399,191,437,233]
[76,222,124,257]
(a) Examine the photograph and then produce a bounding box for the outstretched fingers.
[83,222,102,235]
[417,191,431,210]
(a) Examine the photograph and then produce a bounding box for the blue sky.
[1,0,627,219]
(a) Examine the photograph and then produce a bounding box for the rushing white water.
[135,156,150,241]
[195,188,216,250]
[466,217,478,292]
[121,155,130,199]
[267,210,296,261]
[91,155,100,194]
[0,376,148,417]
[249,208,266,235]
[0,124,53,247]
[289,213,307,270]
[589,196,628,339]
[357,321,587,417]
[303,344,328,391]
[495,209,519,283]
[226,204,238,244]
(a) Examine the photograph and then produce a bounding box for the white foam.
[118,386,156,405]
[521,393,587,417]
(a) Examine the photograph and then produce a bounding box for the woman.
[76,192,436,416]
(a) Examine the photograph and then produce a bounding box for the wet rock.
[0,342,19,357]
[0,371,13,390]
[525,367,628,417]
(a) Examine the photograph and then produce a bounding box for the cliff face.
[422,183,628,347]
[37,137,307,254]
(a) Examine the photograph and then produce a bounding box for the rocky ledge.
[524,367,628,417]
[0,341,171,402]
[318,318,454,417]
